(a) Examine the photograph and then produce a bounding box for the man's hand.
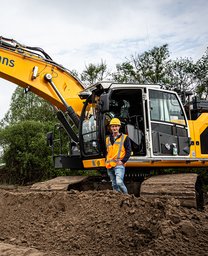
[117,160,123,165]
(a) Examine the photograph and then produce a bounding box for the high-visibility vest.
[105,134,127,169]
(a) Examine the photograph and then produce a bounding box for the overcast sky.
[0,0,208,120]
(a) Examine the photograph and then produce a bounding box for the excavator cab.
[46,82,191,171]
[79,82,190,163]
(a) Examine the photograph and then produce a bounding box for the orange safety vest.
[105,134,127,169]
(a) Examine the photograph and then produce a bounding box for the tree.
[80,60,110,86]
[194,48,208,98]
[0,87,61,184]
[1,87,57,127]
[112,62,137,83]
[133,44,170,84]
[113,44,170,84]
[164,58,196,102]
[0,121,55,184]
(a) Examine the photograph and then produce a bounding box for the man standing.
[106,118,131,194]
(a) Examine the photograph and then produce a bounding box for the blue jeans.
[107,165,128,194]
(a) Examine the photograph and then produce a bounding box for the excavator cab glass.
[149,90,186,125]
[80,94,103,157]
[149,89,190,156]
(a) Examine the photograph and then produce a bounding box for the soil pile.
[0,187,208,256]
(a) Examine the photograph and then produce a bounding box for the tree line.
[0,44,207,185]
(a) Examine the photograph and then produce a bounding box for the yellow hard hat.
[109,118,121,126]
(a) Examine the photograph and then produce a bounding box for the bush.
[0,120,56,184]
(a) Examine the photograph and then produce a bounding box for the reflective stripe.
[106,136,123,149]
[106,137,111,148]
[106,159,117,163]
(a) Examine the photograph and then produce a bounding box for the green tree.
[165,58,196,102]
[0,87,60,184]
[0,121,56,184]
[113,62,137,83]
[81,60,110,86]
[1,87,56,127]
[134,44,170,83]
[194,48,208,98]
[113,44,170,84]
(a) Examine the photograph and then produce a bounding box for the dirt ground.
[0,186,208,256]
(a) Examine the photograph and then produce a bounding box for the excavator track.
[30,176,89,191]
[30,176,112,191]
[140,173,198,208]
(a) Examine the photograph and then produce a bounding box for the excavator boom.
[0,37,84,116]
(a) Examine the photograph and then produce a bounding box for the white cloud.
[0,0,208,119]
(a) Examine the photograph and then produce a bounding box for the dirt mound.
[0,187,208,256]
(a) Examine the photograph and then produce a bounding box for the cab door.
[149,89,190,156]
[79,94,104,158]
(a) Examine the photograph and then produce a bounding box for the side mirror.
[100,94,110,112]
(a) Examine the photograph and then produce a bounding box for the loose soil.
[0,186,208,256]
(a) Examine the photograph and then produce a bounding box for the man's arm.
[121,136,131,164]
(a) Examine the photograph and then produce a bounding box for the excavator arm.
[0,37,85,118]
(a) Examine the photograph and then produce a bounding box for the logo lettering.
[9,59,15,67]
[0,56,15,67]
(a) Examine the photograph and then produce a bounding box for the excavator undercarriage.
[30,170,208,211]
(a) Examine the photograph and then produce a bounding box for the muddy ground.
[0,186,208,256]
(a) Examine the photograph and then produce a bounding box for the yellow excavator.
[0,36,208,209]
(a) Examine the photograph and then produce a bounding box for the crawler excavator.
[0,36,208,210]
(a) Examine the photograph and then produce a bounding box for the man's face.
[110,125,120,134]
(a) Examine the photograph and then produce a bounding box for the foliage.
[164,58,196,103]
[0,82,76,184]
[0,121,56,184]
[1,87,56,127]
[80,60,110,86]
[165,58,195,88]
[194,48,208,98]
[112,44,170,84]
[133,44,170,84]
[113,62,137,83]
[112,45,206,105]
